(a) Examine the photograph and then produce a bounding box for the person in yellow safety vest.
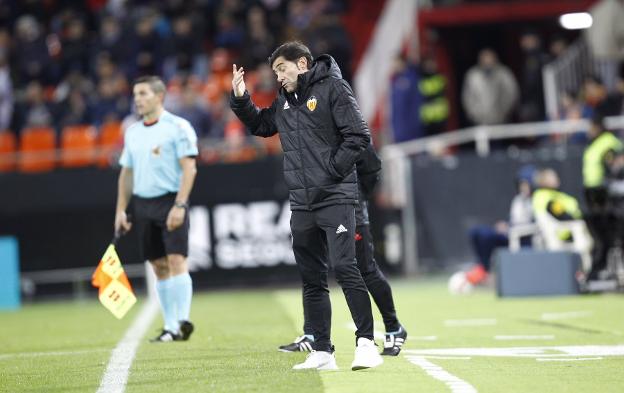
[419,56,449,136]
[532,168,582,242]
[583,115,623,279]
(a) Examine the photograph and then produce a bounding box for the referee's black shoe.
[381,326,408,356]
[179,320,194,341]
[278,335,314,352]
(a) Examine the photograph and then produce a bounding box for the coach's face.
[133,83,162,116]
[272,56,308,93]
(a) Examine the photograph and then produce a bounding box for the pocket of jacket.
[325,151,343,180]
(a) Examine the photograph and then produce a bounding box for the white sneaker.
[351,337,383,371]
[292,350,339,371]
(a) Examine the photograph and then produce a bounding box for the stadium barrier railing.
[380,115,624,274]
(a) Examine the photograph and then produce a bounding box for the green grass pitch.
[1,278,623,392]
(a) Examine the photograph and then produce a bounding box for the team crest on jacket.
[306,96,317,112]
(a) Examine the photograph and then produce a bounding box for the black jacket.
[357,143,382,200]
[354,143,382,226]
[230,54,371,210]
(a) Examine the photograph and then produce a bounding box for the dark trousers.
[585,212,616,277]
[584,188,618,278]
[291,204,374,352]
[303,224,401,335]
[469,225,509,272]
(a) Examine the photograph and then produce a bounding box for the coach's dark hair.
[269,41,313,69]
[133,75,166,96]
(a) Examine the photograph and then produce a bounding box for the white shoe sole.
[293,361,339,371]
[351,358,383,371]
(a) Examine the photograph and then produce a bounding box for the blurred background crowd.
[0,0,355,167]
[1,0,623,171]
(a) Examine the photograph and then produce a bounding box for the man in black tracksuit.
[230,41,383,371]
[279,143,408,356]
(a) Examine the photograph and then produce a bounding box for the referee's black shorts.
[133,193,189,261]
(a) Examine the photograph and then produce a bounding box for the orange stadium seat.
[60,125,97,168]
[97,121,123,167]
[18,126,57,173]
[0,131,17,172]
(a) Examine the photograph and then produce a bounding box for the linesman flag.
[91,237,136,319]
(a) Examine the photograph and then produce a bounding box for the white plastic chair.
[534,213,594,272]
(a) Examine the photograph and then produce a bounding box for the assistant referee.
[115,75,198,342]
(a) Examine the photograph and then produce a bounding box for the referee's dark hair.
[133,75,166,96]
[269,41,313,69]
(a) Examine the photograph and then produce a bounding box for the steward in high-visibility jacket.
[419,57,449,136]
[583,119,622,199]
[582,116,623,278]
[532,186,582,241]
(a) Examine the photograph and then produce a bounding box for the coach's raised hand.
[232,64,246,97]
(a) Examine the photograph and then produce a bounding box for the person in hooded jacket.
[278,143,408,357]
[230,41,383,371]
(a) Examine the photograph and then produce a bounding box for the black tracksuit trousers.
[302,223,401,336]
[291,204,374,352]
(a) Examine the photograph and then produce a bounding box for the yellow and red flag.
[92,244,136,319]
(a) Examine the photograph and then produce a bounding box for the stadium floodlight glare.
[559,12,593,30]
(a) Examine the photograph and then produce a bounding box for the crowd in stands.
[0,0,353,170]
[388,21,624,145]
[2,0,624,171]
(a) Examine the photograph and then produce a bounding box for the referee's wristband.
[174,201,189,209]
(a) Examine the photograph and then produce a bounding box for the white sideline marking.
[495,335,555,340]
[96,300,159,393]
[406,356,477,393]
[403,344,624,358]
[0,348,109,360]
[540,311,592,321]
[445,318,497,327]
[421,356,471,360]
[537,357,603,362]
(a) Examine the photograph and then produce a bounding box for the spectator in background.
[285,0,313,39]
[163,15,208,82]
[60,17,90,76]
[518,31,548,122]
[172,83,212,138]
[241,6,275,69]
[466,165,536,285]
[610,66,624,115]
[57,87,93,130]
[462,48,519,125]
[11,80,55,134]
[548,35,568,61]
[585,0,624,89]
[91,15,129,74]
[53,70,94,104]
[583,75,622,118]
[91,78,130,126]
[390,54,423,142]
[214,12,245,49]
[419,56,448,136]
[13,15,50,87]
[92,53,129,94]
[306,15,353,83]
[0,51,13,131]
[128,10,164,78]
[555,89,592,144]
